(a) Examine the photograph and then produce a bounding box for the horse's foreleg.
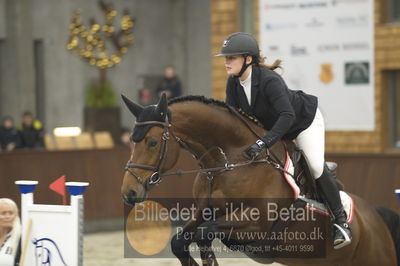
[171,210,203,266]
[195,221,220,266]
[198,241,218,266]
[171,226,200,266]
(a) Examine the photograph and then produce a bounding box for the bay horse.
[121,94,400,266]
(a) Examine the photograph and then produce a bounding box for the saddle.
[284,140,343,202]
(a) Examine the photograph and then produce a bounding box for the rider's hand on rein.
[244,139,266,159]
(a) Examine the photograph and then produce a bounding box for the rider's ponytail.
[252,56,282,71]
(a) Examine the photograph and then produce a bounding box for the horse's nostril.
[123,189,138,206]
[128,189,137,199]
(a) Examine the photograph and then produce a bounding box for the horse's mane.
[168,95,261,126]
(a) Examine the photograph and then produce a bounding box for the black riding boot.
[316,164,352,249]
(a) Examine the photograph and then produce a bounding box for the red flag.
[49,175,66,205]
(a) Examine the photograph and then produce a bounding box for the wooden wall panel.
[0,148,198,221]
[1,149,399,219]
[211,0,240,100]
[327,153,400,212]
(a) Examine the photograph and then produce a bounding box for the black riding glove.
[244,139,266,159]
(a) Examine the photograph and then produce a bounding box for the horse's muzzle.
[122,189,145,207]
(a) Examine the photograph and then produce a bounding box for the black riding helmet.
[216,32,260,77]
[216,32,260,57]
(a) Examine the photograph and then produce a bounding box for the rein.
[124,107,291,190]
[226,106,285,168]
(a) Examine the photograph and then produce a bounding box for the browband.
[135,121,170,127]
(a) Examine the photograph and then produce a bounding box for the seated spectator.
[0,198,21,266]
[0,116,22,152]
[18,111,44,149]
[156,66,182,99]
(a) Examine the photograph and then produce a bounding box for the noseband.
[124,116,174,189]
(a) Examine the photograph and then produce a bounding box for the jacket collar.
[233,65,261,111]
[250,65,261,107]
[251,65,261,86]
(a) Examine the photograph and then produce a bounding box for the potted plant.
[84,78,121,143]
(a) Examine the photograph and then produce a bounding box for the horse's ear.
[121,94,143,118]
[155,93,168,115]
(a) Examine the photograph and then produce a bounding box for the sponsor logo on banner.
[268,45,283,56]
[265,23,297,31]
[345,62,369,85]
[299,1,328,8]
[342,42,369,51]
[305,17,325,28]
[317,43,340,52]
[268,45,280,52]
[319,63,334,84]
[291,45,308,56]
[336,15,369,27]
[264,3,296,10]
[332,0,369,6]
[264,1,329,10]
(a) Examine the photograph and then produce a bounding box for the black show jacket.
[225,65,318,147]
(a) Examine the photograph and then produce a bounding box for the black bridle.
[124,107,292,191]
[124,117,172,189]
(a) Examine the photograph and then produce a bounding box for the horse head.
[121,94,181,206]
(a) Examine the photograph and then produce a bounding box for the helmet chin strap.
[234,55,251,78]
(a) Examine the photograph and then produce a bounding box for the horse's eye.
[148,139,158,148]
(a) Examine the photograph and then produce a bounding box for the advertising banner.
[259,0,374,130]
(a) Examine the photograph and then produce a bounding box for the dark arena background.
[0,0,399,265]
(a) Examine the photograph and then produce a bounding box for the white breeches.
[295,108,325,179]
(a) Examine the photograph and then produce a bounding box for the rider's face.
[224,55,245,76]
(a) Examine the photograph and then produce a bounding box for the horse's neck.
[170,102,294,201]
[170,102,263,166]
